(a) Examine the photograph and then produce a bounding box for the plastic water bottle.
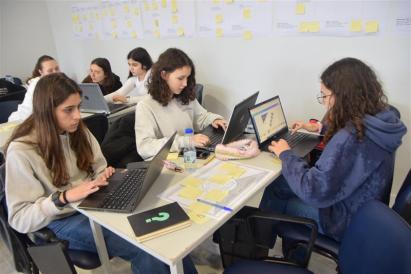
[183,128,197,171]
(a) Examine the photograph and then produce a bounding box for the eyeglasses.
[316,93,332,104]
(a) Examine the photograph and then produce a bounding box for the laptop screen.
[249,96,287,143]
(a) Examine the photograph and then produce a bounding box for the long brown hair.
[5,73,94,187]
[321,57,388,143]
[148,48,196,106]
[82,57,116,88]
[26,55,55,84]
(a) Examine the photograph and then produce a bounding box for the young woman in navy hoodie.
[260,57,407,241]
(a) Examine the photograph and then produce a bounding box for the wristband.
[309,119,319,124]
[62,190,68,204]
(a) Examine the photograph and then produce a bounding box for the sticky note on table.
[179,186,202,200]
[219,163,246,178]
[295,3,305,15]
[181,177,203,188]
[365,21,379,33]
[209,174,232,184]
[190,202,212,214]
[203,189,228,202]
[188,211,210,224]
[167,152,179,160]
[350,20,362,32]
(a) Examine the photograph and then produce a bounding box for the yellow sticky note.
[151,1,159,10]
[299,22,309,33]
[161,0,167,8]
[123,4,130,13]
[144,2,150,11]
[209,174,232,184]
[177,27,185,36]
[171,15,179,24]
[212,0,221,3]
[272,156,281,165]
[179,187,202,200]
[154,19,160,27]
[219,162,238,171]
[224,0,234,3]
[181,177,203,188]
[89,23,94,31]
[101,9,107,17]
[71,15,79,24]
[215,14,223,24]
[216,27,224,37]
[188,211,210,224]
[350,20,362,32]
[109,7,116,16]
[112,31,118,38]
[131,31,137,39]
[219,163,246,178]
[296,3,305,15]
[243,8,251,19]
[365,20,379,33]
[167,152,179,160]
[133,8,140,16]
[154,29,160,38]
[95,12,100,21]
[190,202,212,214]
[111,20,117,29]
[243,30,253,40]
[171,0,178,13]
[126,19,133,28]
[308,22,320,32]
[204,189,228,202]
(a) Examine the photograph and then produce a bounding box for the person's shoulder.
[7,135,36,153]
[28,76,41,85]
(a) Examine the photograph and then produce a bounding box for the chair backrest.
[339,200,411,274]
[82,113,108,145]
[0,100,21,123]
[392,169,411,225]
[194,83,203,105]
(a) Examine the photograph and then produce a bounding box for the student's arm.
[192,100,224,131]
[8,77,39,122]
[104,77,135,103]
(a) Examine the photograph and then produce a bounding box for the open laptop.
[78,132,176,213]
[200,91,259,151]
[249,95,321,157]
[79,83,131,115]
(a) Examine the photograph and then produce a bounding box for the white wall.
[3,1,411,195]
[0,0,57,81]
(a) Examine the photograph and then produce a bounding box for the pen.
[197,198,233,212]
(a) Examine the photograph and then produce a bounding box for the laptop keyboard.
[283,132,310,148]
[100,169,146,211]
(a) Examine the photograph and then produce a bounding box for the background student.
[104,47,153,104]
[82,57,122,95]
[8,55,60,122]
[260,57,407,241]
[135,48,227,160]
[5,73,197,274]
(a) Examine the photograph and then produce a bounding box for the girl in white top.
[8,55,60,122]
[135,48,227,160]
[104,47,153,104]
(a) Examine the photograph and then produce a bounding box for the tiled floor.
[0,236,337,274]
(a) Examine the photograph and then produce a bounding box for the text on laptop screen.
[249,97,287,143]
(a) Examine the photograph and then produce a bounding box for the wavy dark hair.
[148,48,196,106]
[5,73,94,187]
[27,55,55,84]
[321,57,388,144]
[127,47,153,78]
[82,57,117,91]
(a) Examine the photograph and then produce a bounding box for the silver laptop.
[249,95,321,157]
[79,83,130,115]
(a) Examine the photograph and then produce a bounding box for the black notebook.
[127,202,191,242]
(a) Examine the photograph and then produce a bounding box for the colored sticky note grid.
[179,186,202,200]
[190,202,212,214]
[296,3,305,15]
[219,163,246,178]
[365,21,379,33]
[350,20,362,32]
[215,14,224,24]
[209,174,232,184]
[203,189,228,202]
[188,211,210,224]
[181,177,203,188]
[243,8,251,19]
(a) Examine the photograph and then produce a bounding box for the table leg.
[89,219,112,274]
[170,259,184,274]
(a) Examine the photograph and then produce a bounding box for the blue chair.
[224,200,411,274]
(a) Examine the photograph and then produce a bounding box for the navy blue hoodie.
[279,108,407,240]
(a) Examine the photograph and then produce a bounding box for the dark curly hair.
[321,57,387,144]
[148,48,196,106]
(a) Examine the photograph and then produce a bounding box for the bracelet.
[62,190,68,204]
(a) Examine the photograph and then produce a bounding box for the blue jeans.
[260,175,322,233]
[47,213,197,274]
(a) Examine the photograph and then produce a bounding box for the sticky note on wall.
[365,20,379,33]
[296,3,305,15]
[350,20,362,32]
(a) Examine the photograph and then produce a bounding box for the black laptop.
[79,83,131,115]
[78,132,176,213]
[249,95,321,157]
[200,91,259,151]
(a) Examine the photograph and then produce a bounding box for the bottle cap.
[184,128,194,134]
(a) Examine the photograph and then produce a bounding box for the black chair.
[0,89,27,102]
[82,113,108,145]
[224,200,411,274]
[277,168,411,264]
[194,83,203,105]
[0,100,21,123]
[0,164,102,273]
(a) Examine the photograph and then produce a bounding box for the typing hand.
[268,139,290,157]
[212,119,228,131]
[192,134,210,147]
[291,121,304,134]
[112,95,128,103]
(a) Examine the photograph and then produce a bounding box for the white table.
[76,152,282,274]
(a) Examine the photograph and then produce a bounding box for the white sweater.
[104,69,151,104]
[8,77,39,122]
[5,130,107,233]
[135,95,223,160]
